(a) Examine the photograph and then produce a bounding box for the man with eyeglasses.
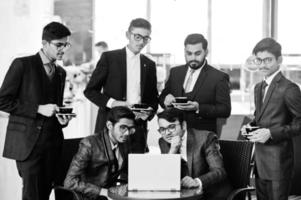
[0,21,73,200]
[241,38,301,200]
[64,106,135,200]
[157,108,232,200]
[84,18,158,153]
[159,33,231,134]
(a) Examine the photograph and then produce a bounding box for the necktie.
[261,81,268,103]
[184,69,195,93]
[112,147,119,172]
[46,62,55,79]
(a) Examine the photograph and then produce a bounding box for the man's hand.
[164,94,176,107]
[169,135,182,154]
[174,101,199,112]
[181,176,200,188]
[56,114,73,125]
[37,104,57,117]
[133,107,153,121]
[99,188,108,197]
[111,100,130,108]
[247,128,271,143]
[240,124,249,135]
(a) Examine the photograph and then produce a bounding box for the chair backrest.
[291,135,301,195]
[219,140,254,189]
[54,137,83,186]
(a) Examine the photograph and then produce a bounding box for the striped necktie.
[184,69,195,93]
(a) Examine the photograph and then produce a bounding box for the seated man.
[157,108,232,199]
[64,106,136,200]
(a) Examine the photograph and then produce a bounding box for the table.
[108,184,203,200]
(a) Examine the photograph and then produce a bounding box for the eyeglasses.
[119,124,136,135]
[158,123,179,135]
[254,57,273,65]
[130,32,151,43]
[50,41,71,50]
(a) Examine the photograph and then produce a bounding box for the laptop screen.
[128,154,181,191]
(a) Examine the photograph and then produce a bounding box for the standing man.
[157,108,232,199]
[84,18,158,153]
[0,22,73,200]
[241,38,301,200]
[64,106,136,200]
[159,33,231,133]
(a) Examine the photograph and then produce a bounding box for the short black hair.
[184,33,208,50]
[157,108,185,125]
[128,18,151,32]
[252,37,282,58]
[95,41,108,48]
[42,21,71,42]
[107,106,135,125]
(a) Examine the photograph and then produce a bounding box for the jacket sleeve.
[158,68,173,109]
[198,133,227,189]
[270,83,301,142]
[84,53,110,110]
[197,73,231,119]
[64,138,102,198]
[0,58,39,118]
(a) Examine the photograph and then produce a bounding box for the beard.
[188,59,206,69]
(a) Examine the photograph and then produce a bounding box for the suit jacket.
[0,53,66,161]
[159,63,231,132]
[159,129,232,198]
[84,48,158,132]
[252,72,301,180]
[64,131,129,199]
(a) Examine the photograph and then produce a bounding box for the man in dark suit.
[241,38,301,200]
[159,33,231,133]
[64,106,135,200]
[0,22,73,200]
[157,108,232,199]
[84,18,158,153]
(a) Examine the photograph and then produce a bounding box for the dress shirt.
[106,46,141,108]
[39,49,56,78]
[263,69,281,101]
[182,61,206,93]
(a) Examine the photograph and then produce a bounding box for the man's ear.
[277,56,283,65]
[106,121,113,130]
[42,40,47,46]
[181,121,187,132]
[126,31,130,40]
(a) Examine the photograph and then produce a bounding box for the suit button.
[37,126,42,130]
[122,97,126,101]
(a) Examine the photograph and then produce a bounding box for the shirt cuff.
[106,98,116,108]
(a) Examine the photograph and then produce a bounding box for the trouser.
[255,177,291,200]
[16,130,62,200]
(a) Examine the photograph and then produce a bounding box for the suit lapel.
[120,48,127,98]
[187,129,194,175]
[140,55,147,99]
[190,64,208,99]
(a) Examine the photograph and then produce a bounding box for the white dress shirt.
[263,69,281,101]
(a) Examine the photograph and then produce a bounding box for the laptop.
[128,154,181,191]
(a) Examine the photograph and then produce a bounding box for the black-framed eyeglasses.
[254,57,273,65]
[158,123,179,135]
[130,32,151,43]
[119,124,136,135]
[50,41,71,50]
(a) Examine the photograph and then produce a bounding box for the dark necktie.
[46,62,55,79]
[261,81,268,103]
[112,148,119,172]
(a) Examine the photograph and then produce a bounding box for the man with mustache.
[241,38,301,200]
[0,22,73,200]
[84,18,158,153]
[159,33,231,133]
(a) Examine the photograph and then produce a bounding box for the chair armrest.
[227,186,255,200]
[54,186,83,200]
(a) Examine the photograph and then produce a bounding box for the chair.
[53,137,83,200]
[219,140,255,200]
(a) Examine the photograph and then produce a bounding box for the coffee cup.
[58,107,73,114]
[245,126,260,134]
[175,97,188,103]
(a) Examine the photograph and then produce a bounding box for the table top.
[108,184,203,200]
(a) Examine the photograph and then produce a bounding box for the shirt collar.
[264,69,281,85]
[39,49,55,65]
[108,131,118,150]
[126,46,140,59]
